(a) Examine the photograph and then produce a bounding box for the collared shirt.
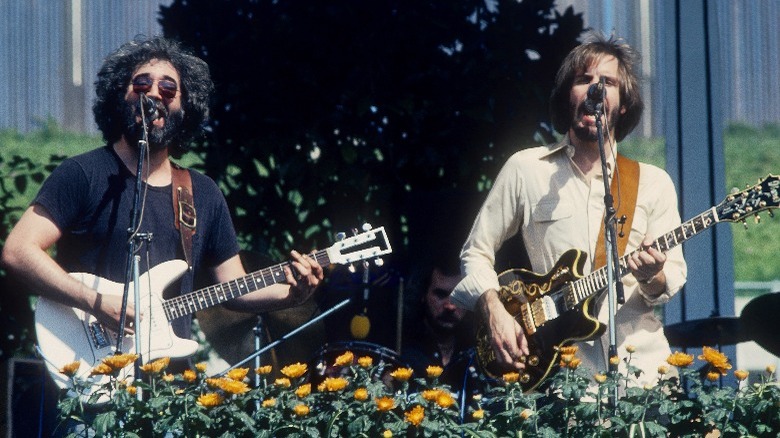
[453,136,687,382]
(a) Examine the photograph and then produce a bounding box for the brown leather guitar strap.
[171,162,196,269]
[593,154,640,269]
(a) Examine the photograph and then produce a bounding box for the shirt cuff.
[451,270,501,310]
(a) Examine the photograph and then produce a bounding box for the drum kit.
[663,292,780,357]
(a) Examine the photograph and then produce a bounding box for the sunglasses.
[131,76,178,99]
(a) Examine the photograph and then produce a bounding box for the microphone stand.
[116,94,155,396]
[592,88,625,411]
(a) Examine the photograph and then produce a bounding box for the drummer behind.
[401,250,476,392]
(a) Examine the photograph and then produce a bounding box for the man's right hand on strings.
[477,288,529,370]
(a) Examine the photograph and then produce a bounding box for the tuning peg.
[335,232,346,241]
[361,223,373,231]
[348,264,356,273]
[374,258,384,267]
[742,219,748,230]
[755,215,761,224]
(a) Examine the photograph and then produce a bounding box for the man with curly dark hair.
[1,36,323,373]
[453,33,687,387]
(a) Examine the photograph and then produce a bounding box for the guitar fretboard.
[564,207,719,309]
[162,250,331,320]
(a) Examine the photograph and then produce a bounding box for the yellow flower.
[197,392,224,408]
[472,409,485,420]
[293,404,310,416]
[594,373,607,384]
[90,363,114,376]
[734,369,749,381]
[706,371,720,382]
[182,369,197,382]
[275,377,291,388]
[358,356,373,368]
[699,346,732,374]
[382,430,393,438]
[318,376,348,392]
[354,387,369,401]
[609,355,620,366]
[520,409,534,420]
[126,385,138,396]
[766,365,776,374]
[103,353,139,370]
[559,345,578,355]
[503,372,520,384]
[667,351,694,368]
[657,365,669,376]
[375,396,396,412]
[255,365,273,375]
[281,362,308,379]
[218,379,250,395]
[296,383,312,398]
[60,361,81,377]
[566,358,582,370]
[162,373,175,382]
[626,345,637,353]
[404,405,425,427]
[140,357,170,374]
[227,367,250,381]
[422,389,441,401]
[435,391,456,409]
[390,367,413,382]
[426,365,443,378]
[195,362,208,373]
[560,353,574,364]
[261,397,276,408]
[334,351,354,366]
[206,377,222,388]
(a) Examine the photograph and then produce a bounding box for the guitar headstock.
[327,224,392,266]
[716,174,779,224]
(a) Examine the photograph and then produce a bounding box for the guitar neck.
[162,250,331,320]
[568,207,719,305]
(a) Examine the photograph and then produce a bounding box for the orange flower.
[358,356,373,368]
[520,409,534,420]
[293,404,310,416]
[609,356,620,366]
[218,379,250,395]
[90,363,114,376]
[125,385,138,396]
[255,365,272,375]
[560,353,574,364]
[435,391,456,409]
[140,357,170,374]
[594,373,607,384]
[422,389,441,401]
[404,405,425,427]
[390,367,413,382]
[60,361,81,377]
[666,351,694,368]
[734,370,749,381]
[318,376,348,392]
[559,345,578,355]
[472,409,485,420]
[625,345,637,354]
[354,387,369,401]
[162,373,175,382]
[103,353,138,370]
[261,397,276,408]
[375,396,396,412]
[698,346,732,375]
[766,365,776,374]
[503,372,520,384]
[281,362,308,379]
[275,377,291,388]
[706,371,720,382]
[334,351,354,367]
[657,365,669,376]
[197,392,224,408]
[182,369,197,382]
[566,358,582,370]
[426,365,443,378]
[227,367,250,381]
[296,383,312,398]
[195,362,208,373]
[382,430,393,438]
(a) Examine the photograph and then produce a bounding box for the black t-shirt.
[34,145,240,337]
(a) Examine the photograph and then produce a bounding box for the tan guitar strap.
[593,154,640,269]
[171,162,196,269]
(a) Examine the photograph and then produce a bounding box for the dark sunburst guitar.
[475,175,780,392]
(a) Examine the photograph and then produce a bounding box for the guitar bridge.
[89,322,113,349]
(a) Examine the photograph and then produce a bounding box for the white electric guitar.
[35,225,392,401]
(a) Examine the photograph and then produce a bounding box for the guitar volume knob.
[528,356,539,367]
[520,373,531,383]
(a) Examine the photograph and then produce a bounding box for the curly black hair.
[93,35,213,151]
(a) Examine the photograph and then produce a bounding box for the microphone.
[138,93,160,122]
[583,77,606,115]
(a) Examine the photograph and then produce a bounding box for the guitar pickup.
[89,322,112,349]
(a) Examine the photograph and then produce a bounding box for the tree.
[159,0,584,268]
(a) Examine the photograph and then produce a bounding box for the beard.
[571,101,621,143]
[121,100,184,152]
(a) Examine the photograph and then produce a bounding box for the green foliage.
[56,348,779,437]
[159,0,585,262]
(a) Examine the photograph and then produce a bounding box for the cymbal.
[664,316,749,348]
[740,292,780,357]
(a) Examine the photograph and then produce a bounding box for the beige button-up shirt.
[453,137,687,383]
